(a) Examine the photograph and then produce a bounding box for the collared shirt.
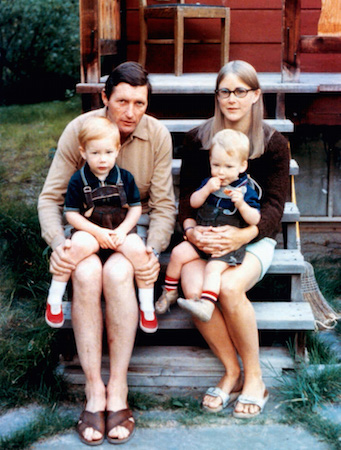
[38,107,176,252]
[64,163,141,213]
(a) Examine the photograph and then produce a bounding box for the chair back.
[99,0,120,40]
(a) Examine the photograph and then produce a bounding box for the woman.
[178,60,289,418]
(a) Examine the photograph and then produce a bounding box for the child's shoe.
[139,309,158,333]
[155,288,178,314]
[177,297,215,322]
[45,302,64,328]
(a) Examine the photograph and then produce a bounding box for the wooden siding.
[125,0,341,73]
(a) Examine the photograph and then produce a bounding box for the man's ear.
[79,146,87,160]
[101,89,108,107]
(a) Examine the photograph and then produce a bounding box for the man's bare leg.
[72,255,106,443]
[103,253,138,441]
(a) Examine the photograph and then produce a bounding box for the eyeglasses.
[215,87,255,99]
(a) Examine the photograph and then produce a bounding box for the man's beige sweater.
[38,108,176,253]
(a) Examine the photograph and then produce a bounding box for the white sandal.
[202,387,241,413]
[233,390,269,419]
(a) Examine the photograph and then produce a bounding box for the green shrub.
[0,0,79,104]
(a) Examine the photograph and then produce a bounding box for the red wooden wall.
[125,0,341,73]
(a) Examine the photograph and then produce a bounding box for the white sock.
[139,288,155,312]
[47,280,67,305]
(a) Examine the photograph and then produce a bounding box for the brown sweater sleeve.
[178,129,210,227]
[248,130,290,240]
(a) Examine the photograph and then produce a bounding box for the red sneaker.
[139,309,158,333]
[45,303,64,328]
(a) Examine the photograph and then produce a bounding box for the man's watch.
[152,248,160,259]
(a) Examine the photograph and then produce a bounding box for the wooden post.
[220,8,230,68]
[174,8,184,76]
[79,0,101,110]
[281,0,301,82]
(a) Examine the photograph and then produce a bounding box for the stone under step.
[59,345,297,390]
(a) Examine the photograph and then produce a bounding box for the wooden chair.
[282,0,341,81]
[138,0,230,76]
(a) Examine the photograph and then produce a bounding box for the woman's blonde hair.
[211,129,250,162]
[196,60,274,158]
[79,116,120,149]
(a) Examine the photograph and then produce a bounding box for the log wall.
[125,0,341,73]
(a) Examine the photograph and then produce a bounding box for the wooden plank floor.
[60,345,296,390]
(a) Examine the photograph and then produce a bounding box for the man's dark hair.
[104,62,152,101]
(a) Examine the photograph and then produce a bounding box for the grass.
[0,98,82,413]
[0,99,340,447]
[0,96,81,204]
[0,407,76,450]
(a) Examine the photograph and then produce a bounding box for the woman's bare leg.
[181,259,243,410]
[219,252,266,415]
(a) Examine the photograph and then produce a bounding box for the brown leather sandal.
[106,408,135,445]
[77,410,105,446]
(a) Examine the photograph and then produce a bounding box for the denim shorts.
[245,237,276,280]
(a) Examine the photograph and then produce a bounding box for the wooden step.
[161,118,294,133]
[266,249,304,274]
[282,202,300,222]
[172,159,299,178]
[62,298,314,331]
[76,72,341,95]
[59,345,297,389]
[154,302,315,331]
[159,249,305,274]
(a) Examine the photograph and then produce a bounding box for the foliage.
[0,0,79,104]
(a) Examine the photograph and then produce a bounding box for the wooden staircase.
[59,75,317,390]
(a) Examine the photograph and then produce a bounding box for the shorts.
[64,213,150,243]
[245,237,276,280]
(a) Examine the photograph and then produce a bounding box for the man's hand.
[49,239,75,276]
[134,246,160,285]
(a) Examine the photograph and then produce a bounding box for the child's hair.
[78,116,120,149]
[210,129,250,162]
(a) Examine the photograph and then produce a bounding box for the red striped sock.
[165,276,179,291]
[201,291,218,303]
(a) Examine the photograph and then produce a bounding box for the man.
[38,62,176,445]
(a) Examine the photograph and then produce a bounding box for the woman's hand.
[49,239,76,276]
[187,225,258,257]
[134,246,160,285]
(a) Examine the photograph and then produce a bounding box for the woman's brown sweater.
[178,126,290,241]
